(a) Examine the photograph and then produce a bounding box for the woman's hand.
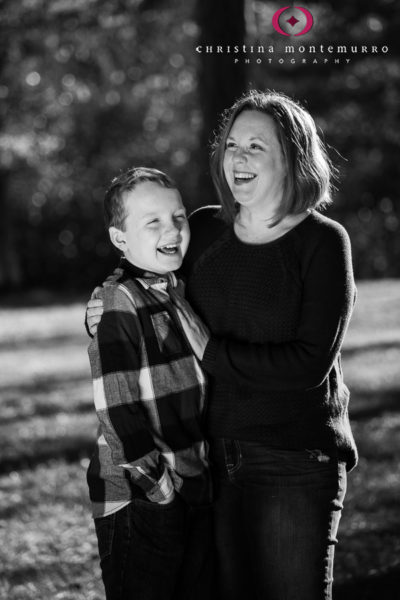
[85,269,122,336]
[86,287,104,336]
[169,283,210,361]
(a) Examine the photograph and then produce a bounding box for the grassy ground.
[0,281,399,599]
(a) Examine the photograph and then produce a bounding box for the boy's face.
[110,181,190,274]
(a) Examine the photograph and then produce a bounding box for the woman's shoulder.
[187,205,228,246]
[188,205,224,230]
[298,210,351,248]
[293,211,354,279]
[183,205,228,272]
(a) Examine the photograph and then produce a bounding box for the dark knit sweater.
[183,207,358,470]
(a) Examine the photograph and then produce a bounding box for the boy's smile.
[110,181,190,274]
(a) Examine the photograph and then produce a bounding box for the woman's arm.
[173,223,356,392]
[85,268,123,336]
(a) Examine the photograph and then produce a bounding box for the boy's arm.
[88,285,174,503]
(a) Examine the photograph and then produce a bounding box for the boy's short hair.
[104,167,177,230]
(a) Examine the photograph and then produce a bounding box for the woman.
[169,90,357,600]
[88,91,357,600]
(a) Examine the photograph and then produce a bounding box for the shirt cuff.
[146,467,175,503]
[201,336,219,375]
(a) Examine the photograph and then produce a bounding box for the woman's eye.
[147,219,159,226]
[250,143,262,151]
[226,142,237,150]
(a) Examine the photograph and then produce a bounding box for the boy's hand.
[169,289,210,361]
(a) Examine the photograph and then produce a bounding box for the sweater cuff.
[201,337,219,375]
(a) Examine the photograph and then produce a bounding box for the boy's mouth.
[234,171,257,185]
[157,243,180,255]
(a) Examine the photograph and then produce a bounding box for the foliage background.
[0,0,399,291]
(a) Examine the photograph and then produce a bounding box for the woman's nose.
[233,146,248,163]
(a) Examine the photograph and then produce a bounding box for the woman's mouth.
[233,171,257,185]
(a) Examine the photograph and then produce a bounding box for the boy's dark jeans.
[210,439,347,600]
[94,494,215,600]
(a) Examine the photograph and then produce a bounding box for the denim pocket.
[94,512,116,560]
[151,311,182,356]
[132,495,185,542]
[223,439,242,476]
[133,494,181,511]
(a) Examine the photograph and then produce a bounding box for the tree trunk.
[0,169,23,289]
[194,0,247,205]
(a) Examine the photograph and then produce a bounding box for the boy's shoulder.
[100,268,177,313]
[99,271,143,313]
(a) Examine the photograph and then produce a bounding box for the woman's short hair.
[104,167,177,230]
[210,90,335,224]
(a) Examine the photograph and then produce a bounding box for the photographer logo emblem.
[272,6,314,36]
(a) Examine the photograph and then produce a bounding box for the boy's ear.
[109,227,126,251]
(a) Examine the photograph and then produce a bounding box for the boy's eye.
[147,219,159,225]
[174,214,187,221]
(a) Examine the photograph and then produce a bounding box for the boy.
[87,167,213,600]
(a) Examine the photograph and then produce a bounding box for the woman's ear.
[109,227,126,251]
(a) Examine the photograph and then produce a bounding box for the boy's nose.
[164,220,181,236]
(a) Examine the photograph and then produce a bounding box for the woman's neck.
[234,207,310,244]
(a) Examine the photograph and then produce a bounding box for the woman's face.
[223,110,286,213]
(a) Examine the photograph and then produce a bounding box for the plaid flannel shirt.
[87,259,210,518]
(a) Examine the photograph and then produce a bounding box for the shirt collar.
[120,258,178,291]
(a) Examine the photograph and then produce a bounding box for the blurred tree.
[0,37,23,288]
[0,0,399,291]
[195,0,246,199]
[0,0,201,290]
[248,0,400,278]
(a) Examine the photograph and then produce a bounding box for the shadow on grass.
[350,389,400,421]
[0,333,86,351]
[0,436,95,475]
[0,398,93,426]
[335,567,400,599]
[4,563,95,590]
[0,374,90,395]
[0,290,88,308]
[0,375,93,424]
[343,340,400,358]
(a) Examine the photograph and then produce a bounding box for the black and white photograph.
[0,1,399,599]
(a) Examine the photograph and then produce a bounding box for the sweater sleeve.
[201,222,356,391]
[88,285,174,503]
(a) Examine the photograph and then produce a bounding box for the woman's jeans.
[210,439,347,600]
[94,494,214,600]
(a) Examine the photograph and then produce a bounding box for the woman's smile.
[223,110,286,211]
[233,171,257,184]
